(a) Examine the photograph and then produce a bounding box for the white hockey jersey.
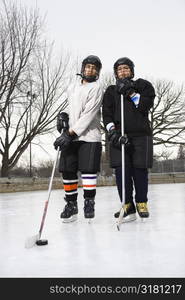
[65,80,103,142]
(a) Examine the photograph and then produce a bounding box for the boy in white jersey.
[54,55,103,222]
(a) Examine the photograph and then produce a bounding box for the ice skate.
[136,202,149,220]
[84,198,95,221]
[114,202,137,223]
[60,200,78,223]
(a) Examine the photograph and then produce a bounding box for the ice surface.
[0,183,185,278]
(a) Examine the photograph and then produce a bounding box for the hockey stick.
[117,94,126,231]
[25,147,60,248]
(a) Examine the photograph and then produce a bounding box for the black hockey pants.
[115,152,148,204]
[59,141,102,202]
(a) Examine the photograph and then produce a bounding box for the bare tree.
[0,0,41,122]
[100,72,115,92]
[177,144,185,159]
[101,74,185,148]
[0,1,74,177]
[154,149,174,161]
[151,79,185,146]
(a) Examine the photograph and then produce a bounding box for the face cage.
[114,65,134,79]
[81,64,100,82]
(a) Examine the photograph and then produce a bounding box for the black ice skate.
[84,198,95,219]
[114,202,137,223]
[136,202,149,218]
[60,200,78,223]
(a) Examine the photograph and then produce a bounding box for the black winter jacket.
[102,78,155,137]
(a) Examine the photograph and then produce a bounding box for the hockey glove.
[116,78,135,97]
[108,129,130,149]
[119,135,129,145]
[108,129,120,147]
[57,112,69,133]
[54,131,76,151]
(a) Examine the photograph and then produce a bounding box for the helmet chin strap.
[116,73,134,80]
[76,73,82,77]
[76,73,97,82]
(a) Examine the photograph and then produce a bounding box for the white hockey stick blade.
[25,233,39,249]
[116,207,125,231]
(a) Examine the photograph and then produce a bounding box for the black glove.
[119,135,129,145]
[54,131,76,151]
[108,129,121,146]
[116,78,135,97]
[108,129,129,149]
[57,112,69,133]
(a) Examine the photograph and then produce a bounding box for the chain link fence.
[100,159,185,176]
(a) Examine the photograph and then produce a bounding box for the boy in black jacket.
[102,57,155,221]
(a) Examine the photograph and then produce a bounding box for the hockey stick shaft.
[117,94,125,229]
[38,147,60,238]
[121,94,125,205]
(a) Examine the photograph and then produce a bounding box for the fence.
[0,172,185,193]
[100,159,185,176]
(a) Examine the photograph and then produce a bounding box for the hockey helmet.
[80,55,102,82]
[114,57,135,78]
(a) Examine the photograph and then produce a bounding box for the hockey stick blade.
[116,206,125,231]
[25,233,40,249]
[25,148,59,249]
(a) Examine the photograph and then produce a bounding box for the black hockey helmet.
[79,55,102,82]
[113,57,135,78]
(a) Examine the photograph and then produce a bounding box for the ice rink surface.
[0,183,185,278]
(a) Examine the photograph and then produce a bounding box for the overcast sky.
[11,0,185,163]
[20,0,185,85]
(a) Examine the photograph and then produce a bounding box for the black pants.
[59,141,102,202]
[59,141,102,173]
[115,153,148,204]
